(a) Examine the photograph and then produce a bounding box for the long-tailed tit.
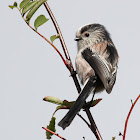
[58,23,119,129]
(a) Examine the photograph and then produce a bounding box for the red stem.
[29,25,68,66]
[42,127,66,140]
[123,94,140,140]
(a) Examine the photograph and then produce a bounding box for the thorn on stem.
[131,99,133,105]
[119,132,123,136]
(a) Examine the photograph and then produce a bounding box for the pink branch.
[123,94,140,140]
[42,127,66,140]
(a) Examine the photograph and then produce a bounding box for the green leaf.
[20,0,31,9]
[22,1,38,16]
[26,0,47,23]
[9,2,18,9]
[9,5,16,9]
[34,15,49,30]
[50,34,60,43]
[112,137,116,140]
[88,98,102,107]
[46,117,56,139]
[43,96,74,108]
[43,96,63,105]
[13,2,18,7]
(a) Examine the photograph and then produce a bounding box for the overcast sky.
[1,0,140,140]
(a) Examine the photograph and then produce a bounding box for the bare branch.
[123,94,140,140]
[77,113,90,128]
[42,127,66,140]
[44,2,70,60]
[16,7,67,66]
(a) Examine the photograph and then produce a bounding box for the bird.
[58,23,119,129]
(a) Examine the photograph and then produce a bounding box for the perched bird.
[58,23,119,129]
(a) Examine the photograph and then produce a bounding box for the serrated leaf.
[34,15,49,30]
[9,2,18,9]
[22,1,38,16]
[50,34,60,43]
[20,0,31,9]
[26,0,47,23]
[46,117,56,139]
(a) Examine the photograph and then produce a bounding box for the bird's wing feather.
[82,46,117,93]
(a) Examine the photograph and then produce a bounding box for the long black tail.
[58,76,96,129]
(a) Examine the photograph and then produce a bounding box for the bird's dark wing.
[58,75,96,129]
[82,45,118,93]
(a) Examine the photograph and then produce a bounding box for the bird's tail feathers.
[58,76,96,129]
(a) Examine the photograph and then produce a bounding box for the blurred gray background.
[1,0,140,139]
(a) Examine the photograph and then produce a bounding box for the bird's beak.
[74,37,82,41]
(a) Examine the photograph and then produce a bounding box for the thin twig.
[43,2,103,140]
[27,24,67,66]
[77,113,90,128]
[29,24,67,65]
[123,94,140,140]
[85,108,103,140]
[78,111,102,140]
[17,8,67,66]
[42,127,66,140]
[44,2,70,60]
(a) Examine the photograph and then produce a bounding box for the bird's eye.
[84,33,89,37]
